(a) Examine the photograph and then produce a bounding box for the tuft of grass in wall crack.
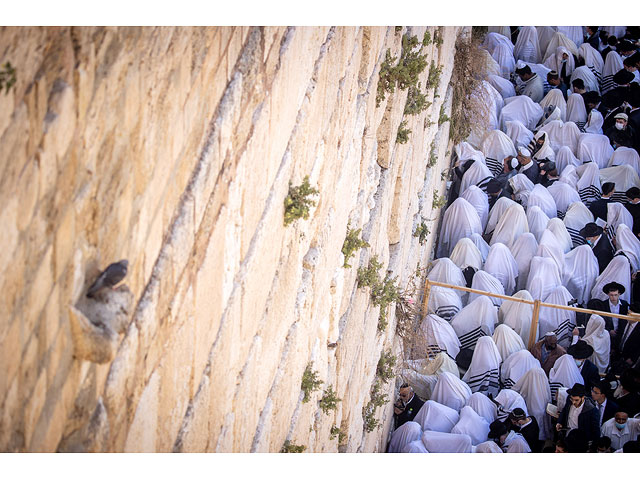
[434,27,444,47]
[0,62,17,95]
[396,120,410,144]
[427,141,438,168]
[433,191,447,208]
[438,104,450,126]
[426,61,442,91]
[413,221,430,245]
[284,176,319,226]
[319,385,341,414]
[330,425,346,443]
[342,225,369,268]
[376,349,397,382]
[281,440,306,453]
[422,30,432,46]
[357,256,400,332]
[301,363,323,403]
[404,82,431,116]
[376,34,428,106]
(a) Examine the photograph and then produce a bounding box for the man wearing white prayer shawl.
[536,26,556,57]
[514,27,541,63]
[466,392,498,424]
[462,336,502,395]
[398,367,438,401]
[566,93,588,129]
[412,400,459,433]
[416,313,462,360]
[461,185,490,230]
[494,388,528,421]
[538,231,566,277]
[577,133,614,168]
[527,256,561,301]
[431,372,472,412]
[483,32,514,56]
[513,367,553,442]
[616,223,640,271]
[559,164,579,189]
[547,182,581,220]
[452,406,491,445]
[427,258,467,295]
[578,43,605,79]
[564,200,594,247]
[488,74,516,100]
[387,421,423,453]
[556,146,581,174]
[491,43,516,80]
[576,162,602,205]
[570,65,601,94]
[475,440,503,453]
[487,420,532,453]
[450,237,483,272]
[578,314,611,374]
[599,165,640,204]
[469,233,490,262]
[547,218,573,253]
[539,285,576,347]
[539,88,567,122]
[538,106,562,128]
[510,233,538,291]
[401,439,428,453]
[468,271,505,308]
[543,46,575,81]
[451,296,497,351]
[584,108,604,134]
[459,160,494,198]
[493,324,525,362]
[538,120,582,155]
[427,285,463,322]
[500,349,541,389]
[590,253,632,303]
[528,184,557,219]
[529,130,556,163]
[602,51,624,95]
[545,30,579,60]
[455,141,486,164]
[485,196,517,236]
[563,244,599,305]
[421,430,473,453]
[605,202,634,244]
[490,204,529,251]
[508,174,534,207]
[484,243,519,295]
[481,130,518,178]
[420,351,461,378]
[505,119,534,148]
[499,290,537,345]
[527,205,551,243]
[548,353,585,401]
[499,95,543,132]
[608,146,640,174]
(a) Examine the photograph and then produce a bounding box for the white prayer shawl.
[616,223,640,272]
[559,164,580,189]
[546,30,579,59]
[398,368,438,401]
[578,43,605,77]
[543,46,575,78]
[583,314,611,374]
[421,430,473,453]
[413,400,460,433]
[462,336,502,395]
[556,146,581,174]
[431,372,473,412]
[539,285,576,347]
[536,26,557,58]
[418,313,462,360]
[602,26,626,38]
[428,257,467,293]
[478,49,503,78]
[485,196,517,235]
[577,133,614,169]
[499,289,537,344]
[466,392,498,424]
[503,431,532,453]
[564,200,594,247]
[499,95,544,132]
[537,230,566,278]
[514,26,541,63]
[469,271,505,308]
[501,349,541,389]
[599,165,640,201]
[566,93,587,127]
[549,353,585,401]
[547,219,573,254]
[437,198,483,258]
[456,141,486,164]
[491,43,516,79]
[460,160,494,197]
[451,295,497,351]
[450,237,484,272]
[539,88,567,122]
[494,388,529,421]
[388,421,423,453]
[608,147,640,174]
[539,107,562,127]
[511,233,538,291]
[493,324,526,364]
[527,256,562,301]
[528,184,558,219]
[563,244,599,305]
[576,161,602,205]
[602,51,624,94]
[483,32,515,56]
[591,254,632,303]
[488,26,512,39]
[606,202,634,244]
[538,120,581,155]
[481,130,517,178]
[584,109,604,134]
[484,242,519,295]
[570,65,601,94]
[488,74,516,99]
[402,439,429,453]
[505,119,534,148]
[420,352,461,378]
[472,81,505,139]
[513,367,553,441]
[452,406,491,445]
[527,205,551,243]
[531,130,556,162]
[490,204,529,252]
[475,441,503,453]
[547,182,581,220]
[461,185,490,230]
[508,174,534,207]
[470,233,491,262]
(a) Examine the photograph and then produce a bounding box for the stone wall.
[0,25,464,452]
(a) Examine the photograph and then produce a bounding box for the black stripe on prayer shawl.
[602,76,616,94]
[557,210,566,220]
[605,225,615,244]
[466,370,500,393]
[576,121,586,132]
[610,192,629,204]
[476,176,494,193]
[554,319,576,345]
[549,381,563,401]
[588,66,602,83]
[485,157,503,177]
[458,327,487,350]
[579,186,601,205]
[502,378,516,389]
[436,305,460,321]
[497,406,511,421]
[567,227,588,248]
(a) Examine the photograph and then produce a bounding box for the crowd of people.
[387,26,640,453]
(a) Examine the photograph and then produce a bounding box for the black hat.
[462,266,476,288]
[567,340,594,360]
[515,65,532,75]
[626,187,640,199]
[603,281,626,295]
[579,222,604,237]
[488,419,508,439]
[617,40,635,53]
[486,178,502,194]
[566,383,587,397]
[613,68,635,85]
[509,407,527,420]
[630,51,640,65]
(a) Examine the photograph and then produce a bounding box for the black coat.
[589,198,614,222]
[625,202,640,238]
[394,394,424,429]
[517,161,540,185]
[598,398,619,426]
[518,417,541,452]
[620,322,640,365]
[592,235,615,274]
[616,391,640,417]
[557,397,601,442]
[578,359,601,395]
[605,124,636,148]
[598,299,629,336]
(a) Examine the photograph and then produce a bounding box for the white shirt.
[609,301,620,331]
[520,160,534,171]
[568,401,585,431]
[601,418,640,450]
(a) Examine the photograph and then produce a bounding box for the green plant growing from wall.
[413,220,430,245]
[438,104,450,126]
[362,379,390,432]
[301,363,323,403]
[357,255,401,333]
[319,385,341,414]
[395,26,403,33]
[433,191,447,208]
[396,120,410,144]
[422,30,432,46]
[284,176,319,226]
[357,255,384,288]
[376,349,397,382]
[404,82,431,116]
[330,425,346,443]
[376,49,398,106]
[427,141,438,168]
[434,27,444,47]
[426,61,442,90]
[342,225,369,268]
[281,440,306,453]
[0,62,17,95]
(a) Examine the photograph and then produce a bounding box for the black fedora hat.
[613,68,635,85]
[603,281,626,295]
[579,222,603,237]
[567,340,594,360]
[567,383,587,397]
[488,419,508,439]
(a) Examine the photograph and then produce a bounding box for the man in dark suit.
[591,380,619,426]
[589,182,615,222]
[506,408,541,452]
[625,187,640,238]
[598,282,629,350]
[515,146,540,184]
[580,222,614,274]
[615,368,640,417]
[568,341,601,394]
[393,384,424,429]
[556,383,601,442]
[619,309,640,368]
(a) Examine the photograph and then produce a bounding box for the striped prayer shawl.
[485,157,504,177]
[476,176,494,194]
[549,381,563,401]
[576,121,586,132]
[588,65,602,85]
[458,327,487,351]
[602,75,616,94]
[554,318,576,346]
[436,304,461,322]
[557,210,566,220]
[466,369,500,394]
[497,405,511,421]
[502,377,517,389]
[567,227,588,248]
[610,192,629,204]
[605,224,615,244]
[578,185,601,205]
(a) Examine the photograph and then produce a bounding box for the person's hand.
[572,327,580,336]
[394,406,405,415]
[610,330,617,337]
[556,423,563,432]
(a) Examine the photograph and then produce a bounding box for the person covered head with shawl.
[555,146,581,174]
[581,314,611,374]
[505,119,534,148]
[462,336,502,395]
[513,367,553,442]
[485,196,517,237]
[460,159,494,197]
[431,372,473,412]
[421,430,473,453]
[590,252,632,303]
[563,244,599,306]
[514,26,541,63]
[547,181,581,220]
[481,129,518,178]
[483,242,519,295]
[526,256,561,301]
[450,237,484,272]
[529,130,556,163]
[466,391,498,424]
[428,257,467,294]
[487,419,532,453]
[451,406,491,445]
[500,349,541,389]
[437,197,483,258]
[548,353,584,401]
[508,173,534,207]
[468,270,505,308]
[469,232,490,262]
[490,203,529,250]
[559,164,579,189]
[494,388,529,422]
[498,289,536,344]
[539,88,567,122]
[577,133,615,169]
[605,202,634,244]
[492,323,525,362]
[527,205,550,243]
[543,45,575,81]
[602,50,624,94]
[509,233,538,291]
[388,421,423,453]
[608,146,640,173]
[570,65,601,94]
[564,200,594,247]
[461,185,490,231]
[539,285,576,347]
[566,92,588,129]
[499,95,544,132]
[451,295,497,351]
[412,400,460,433]
[578,42,604,79]
[546,217,573,252]
[528,184,557,219]
[616,223,640,271]
[416,313,462,360]
[576,161,602,205]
